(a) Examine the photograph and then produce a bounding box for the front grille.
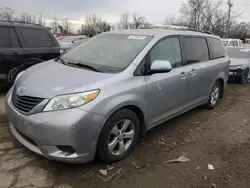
[12,92,45,113]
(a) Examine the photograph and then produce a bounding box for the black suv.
[0,22,60,86]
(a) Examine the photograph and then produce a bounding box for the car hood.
[230,58,249,66]
[16,60,115,98]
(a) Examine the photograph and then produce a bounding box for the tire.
[97,109,140,163]
[205,81,221,109]
[239,68,249,84]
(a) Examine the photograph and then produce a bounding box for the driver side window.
[150,37,182,68]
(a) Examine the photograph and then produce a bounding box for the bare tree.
[58,25,63,34]
[99,21,111,33]
[131,13,145,29]
[164,15,185,26]
[61,19,72,34]
[81,14,102,35]
[180,0,206,29]
[19,12,36,24]
[199,0,227,33]
[118,12,130,29]
[50,17,59,34]
[0,7,15,21]
[179,0,245,37]
[37,13,45,26]
[141,22,152,29]
[230,22,250,39]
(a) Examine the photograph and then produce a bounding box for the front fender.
[79,93,147,125]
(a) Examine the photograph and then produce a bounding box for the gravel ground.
[0,83,250,188]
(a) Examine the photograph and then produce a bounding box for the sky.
[1,0,250,30]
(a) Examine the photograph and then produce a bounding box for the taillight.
[228,60,231,64]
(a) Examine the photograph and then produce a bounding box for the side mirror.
[150,60,172,74]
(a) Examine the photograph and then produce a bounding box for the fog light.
[56,145,75,154]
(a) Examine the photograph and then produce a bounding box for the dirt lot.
[0,83,250,188]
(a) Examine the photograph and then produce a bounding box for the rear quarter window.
[19,27,54,48]
[208,38,225,59]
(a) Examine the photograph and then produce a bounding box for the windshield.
[222,41,228,46]
[61,34,153,73]
[226,48,250,59]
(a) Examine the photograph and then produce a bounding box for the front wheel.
[97,109,140,163]
[205,81,221,109]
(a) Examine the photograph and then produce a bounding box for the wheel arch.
[103,104,147,137]
[217,78,224,98]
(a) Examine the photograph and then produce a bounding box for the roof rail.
[0,20,43,27]
[176,28,213,34]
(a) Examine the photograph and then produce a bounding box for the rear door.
[16,27,60,62]
[181,36,213,107]
[0,26,23,80]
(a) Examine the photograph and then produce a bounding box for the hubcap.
[210,85,219,106]
[108,119,135,156]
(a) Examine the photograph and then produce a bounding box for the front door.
[145,37,188,127]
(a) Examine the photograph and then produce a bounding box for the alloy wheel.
[108,119,135,156]
[210,85,219,106]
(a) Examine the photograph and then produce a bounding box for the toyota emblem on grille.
[18,85,26,94]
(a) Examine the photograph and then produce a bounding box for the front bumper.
[229,68,244,77]
[5,89,106,163]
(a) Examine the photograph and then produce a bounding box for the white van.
[221,38,243,47]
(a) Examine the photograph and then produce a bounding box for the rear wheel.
[97,109,140,163]
[205,81,221,109]
[239,68,249,84]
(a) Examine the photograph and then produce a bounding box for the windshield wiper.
[55,57,68,65]
[67,62,102,72]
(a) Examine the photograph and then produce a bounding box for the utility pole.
[226,0,233,38]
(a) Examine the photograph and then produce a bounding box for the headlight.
[43,90,100,112]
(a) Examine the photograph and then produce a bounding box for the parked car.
[5,29,229,164]
[0,22,60,86]
[58,35,88,51]
[221,38,243,47]
[242,43,250,49]
[226,47,250,84]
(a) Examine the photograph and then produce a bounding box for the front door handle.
[189,69,196,76]
[12,52,19,55]
[180,72,188,79]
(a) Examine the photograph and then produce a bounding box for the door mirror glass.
[150,60,172,73]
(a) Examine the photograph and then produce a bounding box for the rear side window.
[19,27,54,48]
[0,27,10,47]
[9,28,20,47]
[182,37,209,64]
[208,38,225,59]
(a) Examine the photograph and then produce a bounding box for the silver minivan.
[5,29,229,163]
